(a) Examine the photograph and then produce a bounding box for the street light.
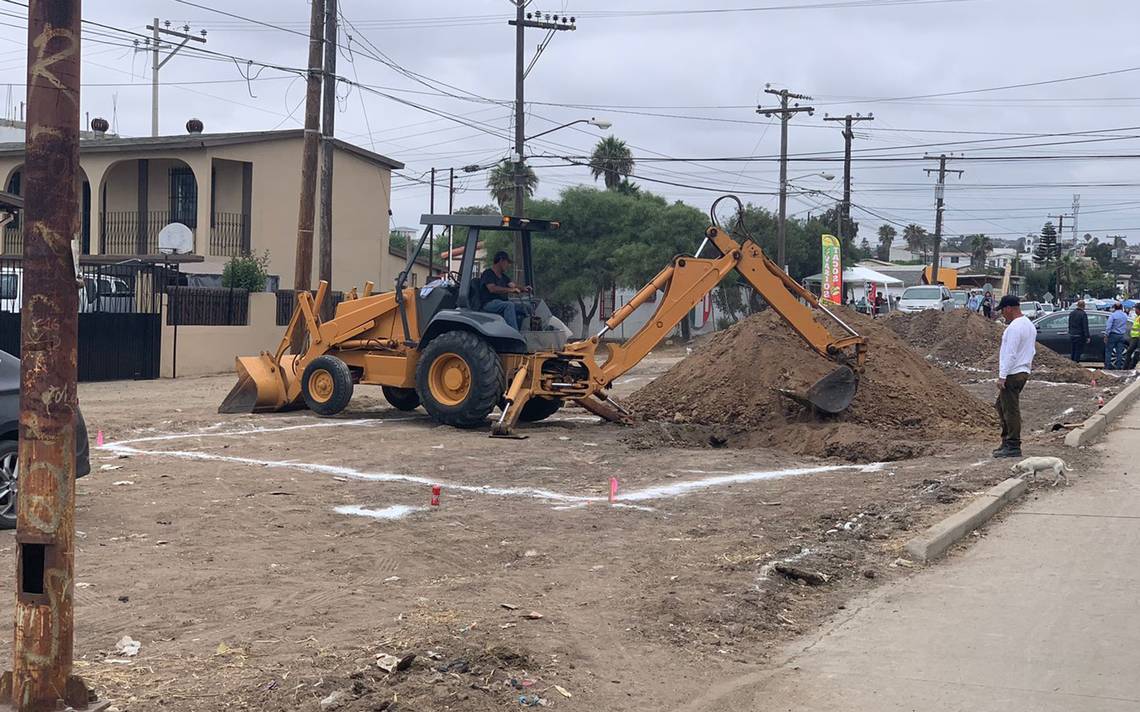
[525,117,613,141]
[789,171,835,182]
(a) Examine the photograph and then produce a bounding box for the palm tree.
[589,135,635,189]
[487,160,538,213]
[877,224,896,260]
[902,224,928,261]
[967,233,993,270]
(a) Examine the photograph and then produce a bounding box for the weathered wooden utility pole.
[318,0,337,320]
[292,0,324,352]
[0,1,103,710]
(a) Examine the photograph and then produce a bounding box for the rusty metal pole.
[0,1,94,711]
[291,0,324,353]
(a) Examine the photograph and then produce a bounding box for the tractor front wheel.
[416,332,504,428]
[301,355,354,416]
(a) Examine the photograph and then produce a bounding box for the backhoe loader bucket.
[218,353,301,414]
[778,365,858,415]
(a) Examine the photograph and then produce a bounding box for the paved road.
[681,409,1140,712]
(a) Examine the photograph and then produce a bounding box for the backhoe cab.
[220,198,867,436]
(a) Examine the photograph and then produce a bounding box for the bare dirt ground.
[0,347,1105,712]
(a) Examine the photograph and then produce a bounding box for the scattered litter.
[435,658,469,674]
[518,694,547,706]
[99,464,122,471]
[319,690,348,710]
[76,582,94,589]
[117,595,129,603]
[773,563,828,586]
[113,635,141,657]
[554,684,573,698]
[557,436,570,441]
[425,650,443,660]
[500,603,519,610]
[522,611,544,620]
[111,480,134,486]
[376,652,415,673]
[431,484,441,507]
[523,549,539,557]
[891,558,917,569]
[155,540,169,546]
[499,623,517,629]
[96,430,104,447]
[383,576,400,583]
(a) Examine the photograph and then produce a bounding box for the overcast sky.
[3,0,1140,247]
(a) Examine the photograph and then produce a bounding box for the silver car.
[896,285,954,313]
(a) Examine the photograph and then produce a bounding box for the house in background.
[0,124,404,291]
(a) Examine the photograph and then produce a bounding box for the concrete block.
[1066,379,1140,448]
[1065,414,1105,448]
[904,478,1026,563]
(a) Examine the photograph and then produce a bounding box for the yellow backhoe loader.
[219,197,867,436]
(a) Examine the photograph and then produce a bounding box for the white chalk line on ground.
[100,420,883,519]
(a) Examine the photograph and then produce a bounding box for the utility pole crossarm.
[756,86,815,272]
[143,19,207,137]
[924,154,964,286]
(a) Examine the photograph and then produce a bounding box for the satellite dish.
[158,222,193,254]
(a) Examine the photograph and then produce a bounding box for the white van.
[0,266,108,313]
[896,285,954,313]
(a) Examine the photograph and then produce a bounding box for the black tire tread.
[382,386,421,412]
[416,331,504,428]
[302,355,354,416]
[518,396,563,423]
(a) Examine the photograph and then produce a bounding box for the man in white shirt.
[993,294,1036,458]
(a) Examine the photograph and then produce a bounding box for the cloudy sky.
[3,0,1140,246]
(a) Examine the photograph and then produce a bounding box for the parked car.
[1021,301,1042,319]
[950,290,970,309]
[896,285,954,313]
[0,349,91,529]
[1033,310,1110,363]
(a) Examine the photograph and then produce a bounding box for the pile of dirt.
[883,309,1093,384]
[625,308,996,462]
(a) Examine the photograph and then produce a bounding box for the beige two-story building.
[0,126,407,291]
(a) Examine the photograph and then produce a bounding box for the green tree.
[967,233,992,270]
[487,160,537,213]
[589,135,635,189]
[1033,221,1060,265]
[903,224,928,261]
[877,224,896,260]
[1086,240,1113,271]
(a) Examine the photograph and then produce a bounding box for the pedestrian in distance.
[1103,301,1129,370]
[1127,305,1140,369]
[982,291,994,319]
[993,295,1036,459]
[967,292,980,312]
[1067,299,1090,363]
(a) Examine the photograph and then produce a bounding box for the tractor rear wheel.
[301,355,354,416]
[518,396,563,423]
[382,386,421,412]
[416,331,505,428]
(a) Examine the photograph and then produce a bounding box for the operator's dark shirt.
[479,268,511,305]
[1068,308,1089,340]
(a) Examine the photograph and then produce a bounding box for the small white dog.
[1010,456,1073,487]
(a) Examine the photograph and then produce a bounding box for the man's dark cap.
[492,250,512,264]
[997,295,1020,310]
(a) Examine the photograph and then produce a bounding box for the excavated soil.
[626,309,996,462]
[883,309,1093,384]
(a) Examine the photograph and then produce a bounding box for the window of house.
[950,256,959,264]
[169,167,197,227]
[0,273,16,300]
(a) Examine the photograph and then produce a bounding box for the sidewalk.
[681,409,1140,711]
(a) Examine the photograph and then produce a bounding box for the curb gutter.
[1065,377,1140,448]
[904,477,1027,563]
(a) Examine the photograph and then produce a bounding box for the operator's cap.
[996,294,1020,310]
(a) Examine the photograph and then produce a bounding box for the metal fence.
[275,288,347,326]
[167,286,249,325]
[1,258,174,380]
[209,212,250,257]
[100,210,170,255]
[2,224,20,255]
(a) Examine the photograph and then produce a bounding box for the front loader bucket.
[778,365,858,415]
[218,354,301,414]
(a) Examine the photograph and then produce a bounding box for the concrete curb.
[904,477,1027,563]
[1065,377,1140,448]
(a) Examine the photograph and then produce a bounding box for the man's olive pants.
[994,372,1030,449]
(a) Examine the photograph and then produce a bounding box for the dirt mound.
[883,309,1093,384]
[626,308,996,462]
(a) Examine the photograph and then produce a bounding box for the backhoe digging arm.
[569,226,865,393]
